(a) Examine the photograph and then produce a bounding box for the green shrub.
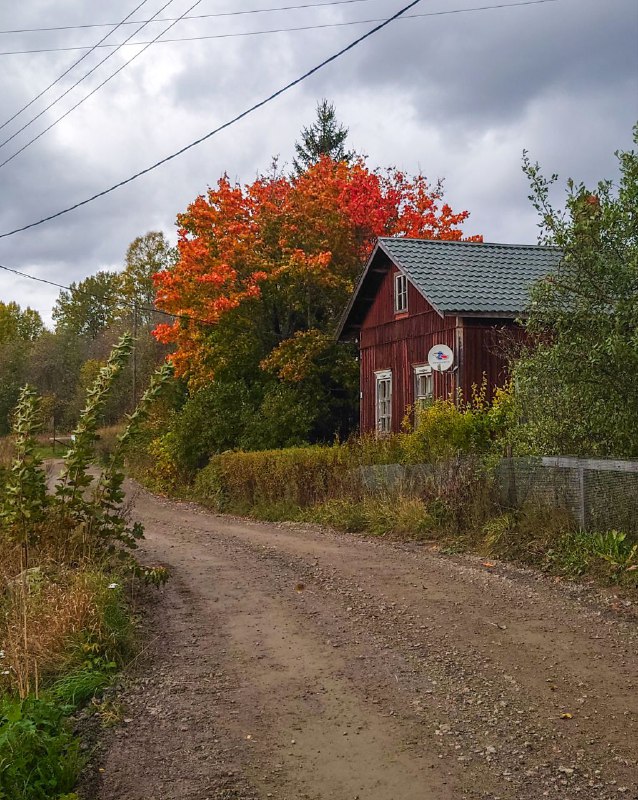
[590,530,637,568]
[142,432,188,494]
[343,432,405,466]
[400,399,494,463]
[192,461,227,511]
[195,445,359,511]
[170,381,251,471]
[239,383,316,452]
[0,696,83,800]
[193,443,497,543]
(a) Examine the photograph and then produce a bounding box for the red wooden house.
[336,238,561,434]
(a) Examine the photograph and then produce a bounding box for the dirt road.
[95,484,637,800]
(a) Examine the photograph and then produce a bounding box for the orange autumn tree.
[153,157,480,459]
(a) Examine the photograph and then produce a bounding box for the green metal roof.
[377,237,562,315]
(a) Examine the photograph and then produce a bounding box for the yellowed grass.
[1,566,107,698]
[0,435,15,468]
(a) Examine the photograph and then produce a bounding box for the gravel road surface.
[95,484,637,800]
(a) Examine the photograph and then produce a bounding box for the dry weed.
[1,569,104,698]
[0,435,15,469]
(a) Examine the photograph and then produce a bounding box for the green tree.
[52,270,123,339]
[0,301,43,342]
[118,231,175,413]
[514,124,638,457]
[0,302,44,435]
[121,231,176,316]
[24,331,88,431]
[293,99,354,175]
[0,341,28,435]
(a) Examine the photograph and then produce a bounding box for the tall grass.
[0,567,133,699]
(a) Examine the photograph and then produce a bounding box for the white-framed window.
[394,272,408,314]
[414,364,433,416]
[375,369,392,434]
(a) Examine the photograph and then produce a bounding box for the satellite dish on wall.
[427,344,454,372]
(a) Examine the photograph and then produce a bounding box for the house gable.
[338,237,561,434]
[337,243,445,341]
[360,261,437,333]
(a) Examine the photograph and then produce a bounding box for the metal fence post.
[505,445,517,508]
[577,463,586,529]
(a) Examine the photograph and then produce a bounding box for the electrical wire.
[0,0,180,152]
[0,0,377,35]
[0,262,215,327]
[0,0,466,240]
[0,0,204,171]
[0,0,153,133]
[0,0,561,56]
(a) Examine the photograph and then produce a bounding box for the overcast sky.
[0,0,636,326]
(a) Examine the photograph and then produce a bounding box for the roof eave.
[451,310,525,319]
[335,241,384,340]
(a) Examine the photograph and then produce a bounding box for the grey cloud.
[330,1,638,126]
[0,0,636,324]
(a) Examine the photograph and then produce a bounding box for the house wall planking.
[359,266,457,433]
[460,321,526,401]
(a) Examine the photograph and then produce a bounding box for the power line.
[0,262,215,327]
[0,0,152,133]
[0,0,203,170]
[0,0,562,56]
[0,0,511,241]
[0,0,376,35]
[0,0,179,152]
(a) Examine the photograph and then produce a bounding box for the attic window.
[394,273,408,314]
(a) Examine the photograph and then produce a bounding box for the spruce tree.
[293,99,354,175]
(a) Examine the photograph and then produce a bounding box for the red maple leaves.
[153,157,481,383]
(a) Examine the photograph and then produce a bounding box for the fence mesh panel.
[359,457,638,533]
[496,457,638,533]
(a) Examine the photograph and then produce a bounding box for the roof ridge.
[377,236,561,251]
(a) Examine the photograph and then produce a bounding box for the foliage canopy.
[514,124,638,457]
[152,154,479,456]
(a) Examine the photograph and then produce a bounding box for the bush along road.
[94,482,638,800]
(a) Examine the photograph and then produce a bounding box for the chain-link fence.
[496,457,638,533]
